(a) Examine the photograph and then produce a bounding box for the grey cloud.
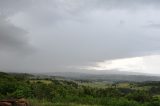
[19,0,160,27]
[146,23,160,28]
[0,16,33,54]
[93,0,160,10]
[1,0,160,73]
[0,0,34,54]
[0,0,32,16]
[0,0,34,72]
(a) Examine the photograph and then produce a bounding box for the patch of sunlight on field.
[116,82,151,91]
[78,81,111,88]
[117,83,131,88]
[30,79,52,84]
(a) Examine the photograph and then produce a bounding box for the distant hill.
[0,71,34,81]
[43,71,160,82]
[1,71,160,82]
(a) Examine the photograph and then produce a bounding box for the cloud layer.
[1,0,160,73]
[82,55,160,74]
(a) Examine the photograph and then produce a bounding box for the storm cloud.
[0,0,33,52]
[1,0,160,73]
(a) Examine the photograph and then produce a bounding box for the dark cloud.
[0,16,33,54]
[0,0,33,54]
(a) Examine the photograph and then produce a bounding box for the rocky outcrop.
[0,102,12,106]
[0,98,29,106]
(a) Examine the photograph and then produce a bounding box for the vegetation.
[1,72,160,106]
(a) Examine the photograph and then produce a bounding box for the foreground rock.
[0,98,29,106]
[0,102,12,106]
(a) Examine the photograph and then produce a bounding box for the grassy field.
[29,99,100,106]
[77,81,151,90]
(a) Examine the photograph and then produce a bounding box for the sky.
[1,0,160,74]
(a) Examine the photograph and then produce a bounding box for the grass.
[29,99,101,106]
[28,97,143,106]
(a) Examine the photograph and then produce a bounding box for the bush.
[126,90,152,103]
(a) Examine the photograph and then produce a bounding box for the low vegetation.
[1,72,160,106]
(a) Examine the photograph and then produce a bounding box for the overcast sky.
[1,0,160,74]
